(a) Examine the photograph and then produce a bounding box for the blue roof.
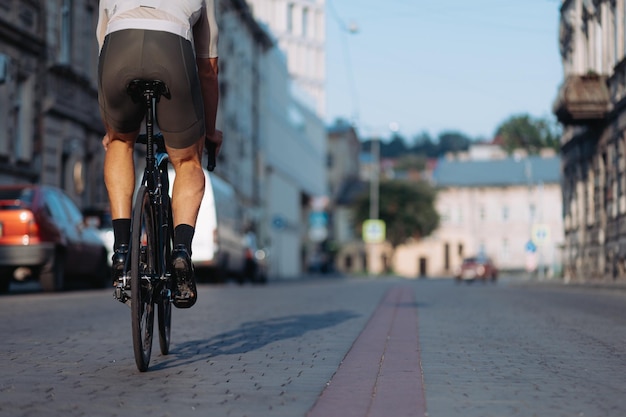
[433,155,561,187]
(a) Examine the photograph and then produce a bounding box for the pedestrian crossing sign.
[363,219,386,243]
[531,224,550,246]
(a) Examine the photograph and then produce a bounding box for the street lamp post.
[369,135,380,221]
[366,123,398,276]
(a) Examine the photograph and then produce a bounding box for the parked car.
[455,255,498,283]
[168,168,247,282]
[0,185,109,293]
[238,229,268,284]
[83,206,114,268]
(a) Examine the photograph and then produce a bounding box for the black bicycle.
[109,79,173,372]
[114,79,217,372]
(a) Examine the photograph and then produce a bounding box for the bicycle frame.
[114,83,172,305]
[113,79,175,371]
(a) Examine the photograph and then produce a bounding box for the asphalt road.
[1,276,626,417]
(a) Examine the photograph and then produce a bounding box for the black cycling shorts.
[98,29,205,149]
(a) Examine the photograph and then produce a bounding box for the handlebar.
[205,138,217,172]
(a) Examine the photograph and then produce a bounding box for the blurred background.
[0,0,618,285]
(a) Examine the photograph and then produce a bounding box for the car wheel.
[0,268,11,294]
[40,249,65,292]
[92,251,110,288]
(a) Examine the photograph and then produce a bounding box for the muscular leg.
[167,138,205,229]
[104,128,139,220]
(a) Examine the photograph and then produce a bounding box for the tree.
[353,180,440,247]
[437,131,471,155]
[495,114,561,154]
[394,154,427,172]
[362,133,409,159]
[410,131,438,158]
[381,133,409,158]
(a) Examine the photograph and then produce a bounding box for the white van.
[168,168,246,281]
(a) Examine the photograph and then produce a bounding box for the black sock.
[174,224,195,251]
[112,219,131,250]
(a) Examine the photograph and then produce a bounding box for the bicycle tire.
[131,185,156,372]
[157,194,173,355]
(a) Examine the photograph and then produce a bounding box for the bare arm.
[197,57,221,155]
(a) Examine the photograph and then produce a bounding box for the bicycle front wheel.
[131,185,156,372]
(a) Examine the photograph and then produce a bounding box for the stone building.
[0,0,105,207]
[554,0,626,282]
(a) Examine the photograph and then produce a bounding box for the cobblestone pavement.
[2,276,626,417]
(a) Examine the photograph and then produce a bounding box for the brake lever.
[205,139,217,172]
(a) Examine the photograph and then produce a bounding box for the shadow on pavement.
[152,309,360,370]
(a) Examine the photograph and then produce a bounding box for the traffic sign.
[362,219,386,244]
[525,240,537,253]
[272,215,286,230]
[531,224,550,246]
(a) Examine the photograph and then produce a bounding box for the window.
[0,53,9,156]
[611,1,618,65]
[479,206,486,221]
[302,7,309,37]
[82,4,95,79]
[440,206,449,223]
[59,191,83,225]
[45,190,69,224]
[616,0,626,56]
[14,75,35,162]
[502,206,509,222]
[595,12,603,73]
[502,238,509,260]
[287,3,294,33]
[60,0,73,65]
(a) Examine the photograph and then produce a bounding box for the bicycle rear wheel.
[157,194,173,355]
[131,185,156,372]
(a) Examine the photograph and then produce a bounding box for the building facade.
[391,151,564,279]
[246,0,326,117]
[0,0,105,208]
[326,120,367,273]
[554,0,626,282]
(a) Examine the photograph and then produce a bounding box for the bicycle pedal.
[113,285,131,307]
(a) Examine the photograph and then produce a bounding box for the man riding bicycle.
[96,0,222,308]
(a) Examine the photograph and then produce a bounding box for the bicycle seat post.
[127,80,171,192]
[143,88,156,177]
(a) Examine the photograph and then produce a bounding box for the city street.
[2,275,626,417]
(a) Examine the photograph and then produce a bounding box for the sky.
[324,0,563,142]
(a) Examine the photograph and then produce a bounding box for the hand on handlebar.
[102,133,111,151]
[205,129,223,172]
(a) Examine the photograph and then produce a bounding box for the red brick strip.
[307,285,427,417]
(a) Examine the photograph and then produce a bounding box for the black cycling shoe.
[111,244,128,286]
[171,244,197,308]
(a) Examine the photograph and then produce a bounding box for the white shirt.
[96,0,218,58]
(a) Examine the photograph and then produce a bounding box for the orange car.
[455,255,498,282]
[0,185,109,293]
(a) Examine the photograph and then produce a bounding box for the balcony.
[553,74,610,125]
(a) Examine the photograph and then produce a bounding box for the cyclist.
[96,0,222,308]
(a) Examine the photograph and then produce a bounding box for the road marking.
[307,285,427,417]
